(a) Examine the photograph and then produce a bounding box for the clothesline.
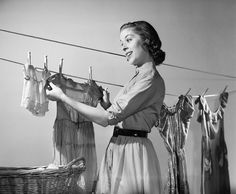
[0,57,235,98]
[0,57,123,87]
[0,28,236,79]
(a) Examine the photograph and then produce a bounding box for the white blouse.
[107,65,165,132]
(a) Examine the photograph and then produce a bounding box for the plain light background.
[0,0,235,193]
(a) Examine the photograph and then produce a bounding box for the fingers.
[103,88,110,99]
[48,82,56,88]
[103,87,109,94]
[46,82,56,91]
[45,82,55,94]
[45,81,52,91]
[45,82,59,101]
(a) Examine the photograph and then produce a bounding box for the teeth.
[126,51,132,57]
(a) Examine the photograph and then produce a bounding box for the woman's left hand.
[100,88,111,110]
[46,82,64,101]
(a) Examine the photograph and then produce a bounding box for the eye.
[126,38,132,42]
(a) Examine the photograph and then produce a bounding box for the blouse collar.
[135,62,157,75]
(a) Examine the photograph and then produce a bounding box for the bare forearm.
[60,93,109,127]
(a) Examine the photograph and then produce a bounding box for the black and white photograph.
[0,0,235,193]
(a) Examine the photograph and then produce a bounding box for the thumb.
[49,82,58,89]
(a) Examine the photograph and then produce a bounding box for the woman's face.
[120,28,151,66]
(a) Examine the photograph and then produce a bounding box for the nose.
[121,43,128,52]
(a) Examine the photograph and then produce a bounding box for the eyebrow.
[120,34,134,42]
[125,34,134,39]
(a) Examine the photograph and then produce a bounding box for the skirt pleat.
[96,135,162,194]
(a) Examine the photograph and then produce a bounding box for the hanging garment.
[50,73,103,194]
[21,63,51,116]
[158,95,194,194]
[195,92,230,194]
[96,66,165,194]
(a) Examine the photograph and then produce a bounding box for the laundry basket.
[0,157,86,194]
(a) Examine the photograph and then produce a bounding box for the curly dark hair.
[120,21,166,66]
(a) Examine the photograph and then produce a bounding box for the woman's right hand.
[46,82,65,101]
[100,88,111,110]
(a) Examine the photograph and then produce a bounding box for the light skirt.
[96,135,163,194]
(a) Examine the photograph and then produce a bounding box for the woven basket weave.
[0,157,86,194]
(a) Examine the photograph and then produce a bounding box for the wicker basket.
[0,157,86,194]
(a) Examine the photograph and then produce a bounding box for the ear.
[142,38,150,51]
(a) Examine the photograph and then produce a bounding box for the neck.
[136,61,156,72]
[134,55,155,68]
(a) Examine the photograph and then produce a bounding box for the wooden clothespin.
[222,85,228,93]
[89,66,93,80]
[59,58,64,76]
[44,55,48,71]
[27,51,31,65]
[185,88,191,96]
[24,52,31,72]
[23,52,31,79]
[201,88,209,96]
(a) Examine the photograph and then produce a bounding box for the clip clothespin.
[44,55,48,71]
[89,66,93,80]
[185,88,191,96]
[201,88,209,96]
[59,58,64,76]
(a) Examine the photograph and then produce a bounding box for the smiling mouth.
[125,51,132,58]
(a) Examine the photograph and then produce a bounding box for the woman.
[46,20,166,194]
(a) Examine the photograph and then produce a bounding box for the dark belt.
[113,126,148,138]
